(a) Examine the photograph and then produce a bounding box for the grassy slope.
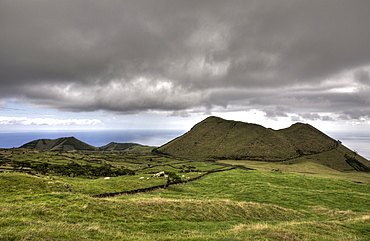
[0,150,225,195]
[158,116,298,161]
[123,144,156,153]
[20,137,154,153]
[21,137,98,151]
[218,146,370,184]
[99,142,155,153]
[157,116,370,172]
[279,122,338,155]
[1,165,370,240]
[157,117,329,160]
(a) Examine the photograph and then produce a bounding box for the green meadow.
[1,149,369,240]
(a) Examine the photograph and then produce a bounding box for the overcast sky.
[1,0,370,136]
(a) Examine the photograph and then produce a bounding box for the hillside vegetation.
[99,142,154,153]
[20,137,154,153]
[157,116,370,172]
[21,137,98,151]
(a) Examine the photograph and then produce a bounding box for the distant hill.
[20,137,98,152]
[99,142,138,151]
[156,116,370,172]
[99,142,155,153]
[20,137,154,153]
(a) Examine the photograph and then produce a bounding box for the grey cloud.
[20,80,209,113]
[1,0,370,120]
[300,113,321,121]
[321,115,334,121]
[354,70,370,85]
[169,110,191,118]
[340,110,370,120]
[290,116,301,122]
[300,113,334,121]
[263,106,290,119]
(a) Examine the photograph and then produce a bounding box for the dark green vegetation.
[99,142,154,152]
[0,149,226,195]
[20,137,154,153]
[20,137,98,151]
[1,117,370,240]
[157,116,370,172]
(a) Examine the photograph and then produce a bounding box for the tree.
[166,171,182,184]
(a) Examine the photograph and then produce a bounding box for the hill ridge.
[20,136,98,152]
[20,137,153,153]
[156,116,370,172]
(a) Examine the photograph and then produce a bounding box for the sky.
[1,0,370,143]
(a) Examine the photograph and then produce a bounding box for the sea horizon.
[0,129,369,160]
[0,129,186,149]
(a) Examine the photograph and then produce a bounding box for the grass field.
[218,158,370,184]
[1,150,370,240]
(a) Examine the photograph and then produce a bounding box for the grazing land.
[1,148,370,240]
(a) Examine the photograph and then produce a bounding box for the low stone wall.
[91,167,238,198]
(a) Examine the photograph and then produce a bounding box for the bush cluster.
[10,160,135,177]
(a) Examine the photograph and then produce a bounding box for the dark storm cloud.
[1,0,370,121]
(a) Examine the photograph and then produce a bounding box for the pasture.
[1,149,369,240]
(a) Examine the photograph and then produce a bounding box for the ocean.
[0,129,186,149]
[327,130,370,161]
[0,129,369,160]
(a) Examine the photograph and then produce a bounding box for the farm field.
[1,149,370,240]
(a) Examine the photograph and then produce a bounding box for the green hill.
[99,142,155,153]
[20,137,98,151]
[20,138,154,153]
[99,142,137,151]
[157,116,370,172]
[279,122,338,155]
